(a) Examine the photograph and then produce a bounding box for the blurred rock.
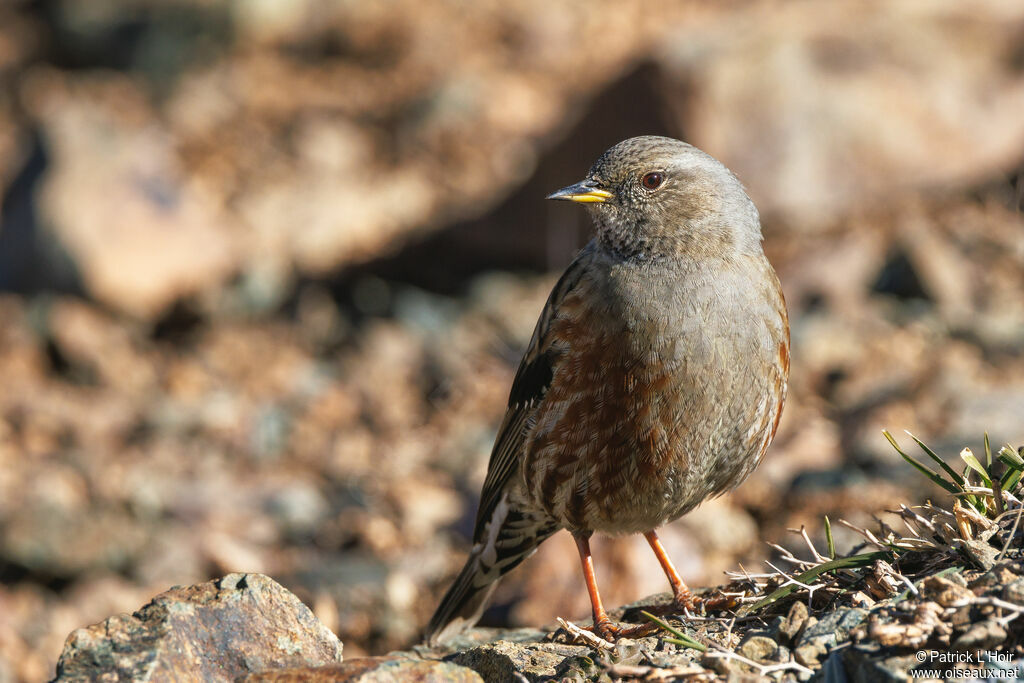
[2,500,152,576]
[662,0,1024,222]
[952,620,1007,651]
[5,1,1022,317]
[53,573,343,682]
[24,70,237,318]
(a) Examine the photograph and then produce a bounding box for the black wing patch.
[507,349,555,408]
[470,247,593,541]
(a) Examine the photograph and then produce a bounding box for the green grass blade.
[960,483,988,515]
[984,433,992,468]
[641,611,707,651]
[998,446,1024,468]
[901,453,962,495]
[824,516,835,560]
[997,447,1023,493]
[741,550,894,615]
[664,638,706,650]
[883,431,962,494]
[907,431,966,488]
[1002,468,1022,493]
[960,449,992,487]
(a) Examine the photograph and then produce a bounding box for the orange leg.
[573,533,657,641]
[573,533,613,634]
[644,530,697,608]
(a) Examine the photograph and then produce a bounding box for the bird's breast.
[521,254,788,534]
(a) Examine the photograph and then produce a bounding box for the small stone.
[920,581,974,629]
[842,648,921,683]
[553,654,601,681]
[612,640,643,665]
[970,564,1020,593]
[1002,578,1024,605]
[777,601,809,645]
[953,620,1007,651]
[796,608,868,655]
[948,604,974,628]
[921,575,973,607]
[848,591,875,608]
[450,640,586,682]
[737,635,779,662]
[945,571,970,588]
[960,539,999,571]
[794,644,821,668]
[700,651,734,676]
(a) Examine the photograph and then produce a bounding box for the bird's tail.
[425,502,556,646]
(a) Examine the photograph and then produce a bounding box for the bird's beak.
[546,179,613,204]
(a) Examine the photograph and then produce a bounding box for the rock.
[52,574,343,682]
[840,648,921,683]
[969,563,1020,593]
[921,574,974,607]
[793,644,822,668]
[660,1,1024,222]
[551,653,603,681]
[1002,578,1024,605]
[2,500,153,576]
[736,634,779,663]
[794,608,868,662]
[240,658,482,682]
[952,620,1007,651]
[11,0,1024,320]
[776,600,809,645]
[449,639,591,682]
[699,651,735,677]
[959,539,1000,571]
[28,74,237,318]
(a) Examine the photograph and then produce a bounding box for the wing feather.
[471,245,594,539]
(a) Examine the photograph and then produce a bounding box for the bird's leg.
[643,530,698,610]
[573,533,656,641]
[573,532,615,637]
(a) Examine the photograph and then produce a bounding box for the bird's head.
[547,136,762,261]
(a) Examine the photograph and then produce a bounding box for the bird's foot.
[671,588,702,613]
[659,589,738,616]
[639,590,703,619]
[590,617,658,642]
[696,590,741,612]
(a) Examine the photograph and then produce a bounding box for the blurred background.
[1,0,1023,679]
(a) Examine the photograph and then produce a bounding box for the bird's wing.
[471,245,595,540]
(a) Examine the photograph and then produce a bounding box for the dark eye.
[641,172,664,190]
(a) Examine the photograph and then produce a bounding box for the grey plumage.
[426,136,789,644]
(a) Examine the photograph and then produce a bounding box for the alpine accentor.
[426,136,789,644]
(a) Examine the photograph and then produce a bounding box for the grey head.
[548,136,762,261]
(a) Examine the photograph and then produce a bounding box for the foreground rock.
[239,658,482,682]
[52,573,343,682]
[50,551,1024,681]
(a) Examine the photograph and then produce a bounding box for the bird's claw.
[671,589,702,613]
[590,618,658,642]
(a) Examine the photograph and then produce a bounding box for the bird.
[425,135,789,645]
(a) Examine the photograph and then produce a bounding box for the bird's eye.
[641,172,664,190]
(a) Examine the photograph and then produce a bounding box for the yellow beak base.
[546,181,613,204]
